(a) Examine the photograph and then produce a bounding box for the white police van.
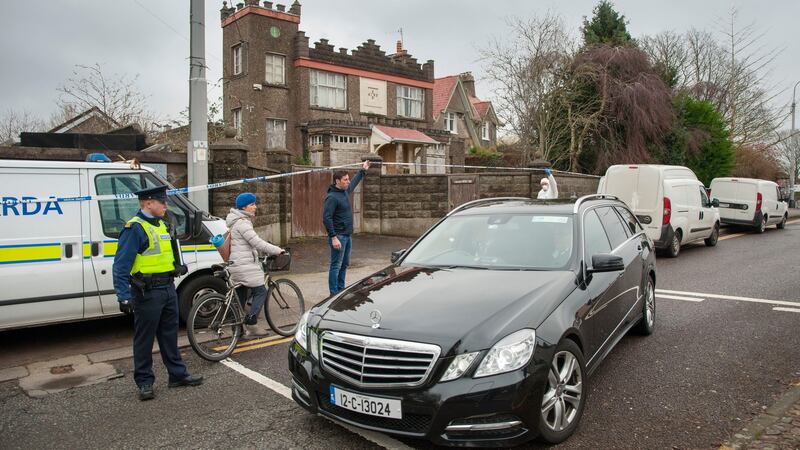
[0,159,227,330]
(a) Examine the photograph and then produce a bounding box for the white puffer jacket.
[225,208,283,287]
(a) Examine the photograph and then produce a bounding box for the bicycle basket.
[264,251,291,272]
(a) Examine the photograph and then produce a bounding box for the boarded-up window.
[266,119,287,149]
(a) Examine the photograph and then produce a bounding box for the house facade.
[432,72,501,150]
[220,1,455,173]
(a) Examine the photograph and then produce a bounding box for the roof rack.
[573,194,620,213]
[447,197,531,216]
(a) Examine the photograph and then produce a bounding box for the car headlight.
[474,329,536,378]
[440,352,479,382]
[294,311,310,350]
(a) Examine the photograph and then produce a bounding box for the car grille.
[320,331,440,388]
[317,392,432,434]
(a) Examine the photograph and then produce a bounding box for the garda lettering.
[1,196,64,216]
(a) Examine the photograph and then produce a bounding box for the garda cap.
[135,185,169,202]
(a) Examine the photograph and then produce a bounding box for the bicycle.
[187,252,305,361]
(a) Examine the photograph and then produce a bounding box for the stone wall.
[362,170,448,237]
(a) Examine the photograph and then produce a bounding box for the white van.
[598,165,720,257]
[0,159,227,330]
[709,177,788,233]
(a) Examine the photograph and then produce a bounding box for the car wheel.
[777,214,787,230]
[756,215,767,234]
[178,275,227,324]
[633,276,655,335]
[666,230,681,258]
[704,223,719,247]
[537,339,587,444]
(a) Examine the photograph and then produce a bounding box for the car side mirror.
[390,249,406,264]
[588,254,624,273]
[711,198,719,208]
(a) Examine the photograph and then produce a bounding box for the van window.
[699,186,711,208]
[584,209,612,259]
[596,207,629,248]
[95,173,189,238]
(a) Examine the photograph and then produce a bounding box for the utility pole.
[791,80,799,208]
[188,0,209,210]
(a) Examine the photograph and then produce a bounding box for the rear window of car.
[402,214,575,270]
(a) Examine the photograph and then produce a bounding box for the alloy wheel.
[541,351,583,432]
[645,280,655,328]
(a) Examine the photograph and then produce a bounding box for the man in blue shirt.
[113,185,203,401]
[322,160,370,295]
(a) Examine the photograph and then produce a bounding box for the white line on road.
[656,289,800,307]
[221,358,414,450]
[773,307,800,314]
[656,294,705,302]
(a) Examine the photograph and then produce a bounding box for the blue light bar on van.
[86,153,111,162]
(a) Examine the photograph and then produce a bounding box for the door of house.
[448,174,480,211]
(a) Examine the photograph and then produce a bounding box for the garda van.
[0,159,227,330]
[598,165,720,257]
[709,177,788,233]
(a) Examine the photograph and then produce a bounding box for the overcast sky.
[2,0,798,129]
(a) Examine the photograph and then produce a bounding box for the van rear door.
[603,166,661,240]
[0,167,88,329]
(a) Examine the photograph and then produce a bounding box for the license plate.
[329,385,402,419]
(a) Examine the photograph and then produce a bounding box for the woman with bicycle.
[226,192,284,338]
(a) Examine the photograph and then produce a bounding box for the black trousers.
[132,284,189,387]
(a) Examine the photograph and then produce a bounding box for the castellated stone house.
[220,0,461,174]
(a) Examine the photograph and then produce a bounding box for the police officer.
[112,185,203,401]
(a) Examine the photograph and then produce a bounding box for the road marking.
[232,337,293,354]
[221,359,414,450]
[786,219,800,225]
[656,294,705,302]
[719,232,747,241]
[773,307,800,314]
[656,289,800,307]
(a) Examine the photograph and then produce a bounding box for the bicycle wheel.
[265,278,305,336]
[188,292,243,361]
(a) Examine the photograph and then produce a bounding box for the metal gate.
[448,174,480,211]
[291,168,362,238]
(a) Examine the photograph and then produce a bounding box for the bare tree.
[0,109,46,144]
[56,63,159,134]
[641,9,783,150]
[480,14,576,164]
[775,130,800,183]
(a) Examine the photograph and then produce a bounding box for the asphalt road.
[1,222,799,449]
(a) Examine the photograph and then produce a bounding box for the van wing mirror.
[711,198,719,208]
[588,254,625,273]
[191,210,205,238]
[390,249,406,264]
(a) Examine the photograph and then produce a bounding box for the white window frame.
[444,112,457,133]
[309,135,323,146]
[397,85,424,119]
[332,135,368,145]
[233,44,243,76]
[232,108,242,137]
[310,70,347,110]
[482,122,490,140]
[265,53,285,85]
[266,119,287,149]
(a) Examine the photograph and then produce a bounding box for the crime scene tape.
[1,161,595,206]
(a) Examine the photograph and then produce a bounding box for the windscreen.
[402,214,574,270]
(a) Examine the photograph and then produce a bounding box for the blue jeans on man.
[328,234,352,295]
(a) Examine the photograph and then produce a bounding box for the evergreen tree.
[674,96,735,185]
[582,1,633,47]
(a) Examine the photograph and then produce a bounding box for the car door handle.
[91,242,100,257]
[63,243,74,259]
[637,244,642,251]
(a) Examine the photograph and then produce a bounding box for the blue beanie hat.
[236,192,257,209]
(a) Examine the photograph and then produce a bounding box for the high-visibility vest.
[127,216,175,275]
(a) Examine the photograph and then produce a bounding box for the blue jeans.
[328,234,352,295]
[237,285,268,324]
